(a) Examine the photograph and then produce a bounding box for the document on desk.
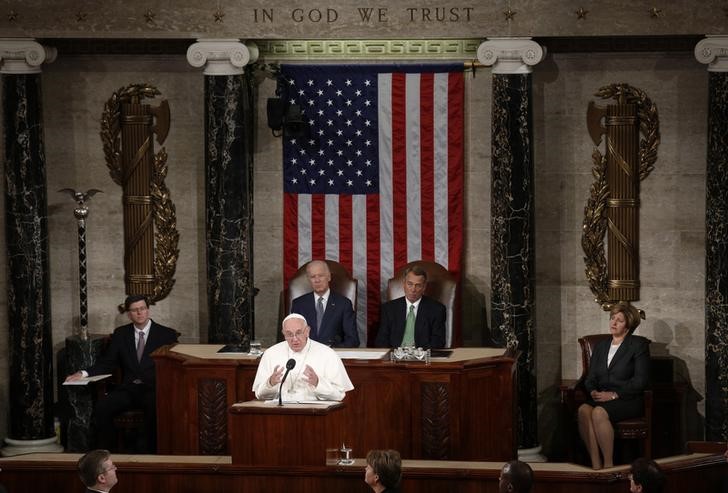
[263,399,341,406]
[62,374,112,386]
[335,349,390,360]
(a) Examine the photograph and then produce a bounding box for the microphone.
[278,358,297,406]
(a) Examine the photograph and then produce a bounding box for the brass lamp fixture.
[582,83,660,312]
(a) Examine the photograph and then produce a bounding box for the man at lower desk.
[252,313,354,402]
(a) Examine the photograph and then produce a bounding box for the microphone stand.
[278,359,296,406]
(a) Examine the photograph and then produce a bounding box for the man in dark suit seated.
[290,260,359,347]
[375,265,446,349]
[65,295,178,452]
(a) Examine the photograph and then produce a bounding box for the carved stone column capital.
[477,37,546,74]
[187,39,259,76]
[0,38,57,74]
[695,35,728,72]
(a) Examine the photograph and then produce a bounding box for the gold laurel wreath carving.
[582,84,660,306]
[100,84,179,303]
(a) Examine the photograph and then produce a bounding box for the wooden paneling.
[153,346,518,461]
[1,450,726,493]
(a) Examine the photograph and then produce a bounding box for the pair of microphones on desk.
[278,358,297,406]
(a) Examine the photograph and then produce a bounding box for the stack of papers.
[62,374,112,386]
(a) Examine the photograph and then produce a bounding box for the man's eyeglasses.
[282,330,306,340]
[128,307,148,314]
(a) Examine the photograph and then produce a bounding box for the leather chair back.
[578,334,613,378]
[386,260,456,348]
[284,260,357,316]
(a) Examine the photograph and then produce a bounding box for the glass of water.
[249,340,262,356]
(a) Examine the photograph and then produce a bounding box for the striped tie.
[402,305,416,347]
[136,331,145,362]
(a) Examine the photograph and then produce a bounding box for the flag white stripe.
[325,195,339,262]
[352,194,368,346]
[298,194,312,266]
[378,73,394,296]
[433,73,450,267]
[405,73,421,262]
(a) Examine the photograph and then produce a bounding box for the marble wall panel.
[37,55,205,368]
[0,98,8,441]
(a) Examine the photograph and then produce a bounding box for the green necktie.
[402,304,416,347]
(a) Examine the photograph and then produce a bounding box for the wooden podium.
[153,346,517,461]
[229,400,346,466]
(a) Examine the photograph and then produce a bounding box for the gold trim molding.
[256,39,481,60]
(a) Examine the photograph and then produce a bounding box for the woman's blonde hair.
[609,303,641,333]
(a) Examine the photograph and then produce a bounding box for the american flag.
[281,64,464,346]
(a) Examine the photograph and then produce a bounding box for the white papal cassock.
[252,339,354,402]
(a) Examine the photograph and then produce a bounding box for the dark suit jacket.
[291,291,359,347]
[87,320,178,388]
[584,334,650,401]
[375,295,446,349]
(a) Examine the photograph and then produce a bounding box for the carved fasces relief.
[582,84,659,311]
[100,84,179,305]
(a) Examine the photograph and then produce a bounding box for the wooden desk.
[153,346,517,461]
[229,401,346,466]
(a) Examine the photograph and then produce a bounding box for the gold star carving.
[76,11,87,22]
[575,7,589,19]
[8,9,18,21]
[503,8,516,21]
[214,9,225,23]
[144,9,156,24]
[648,7,662,18]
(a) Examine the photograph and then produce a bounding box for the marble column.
[478,38,546,456]
[695,35,728,441]
[187,39,259,346]
[0,38,62,455]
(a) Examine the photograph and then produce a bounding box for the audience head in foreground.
[499,460,533,493]
[78,449,117,492]
[251,313,354,402]
[629,458,665,493]
[365,449,402,493]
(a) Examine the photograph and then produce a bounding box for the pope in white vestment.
[252,313,354,402]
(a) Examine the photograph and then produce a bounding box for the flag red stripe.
[311,194,326,260]
[419,73,435,260]
[447,72,465,278]
[339,194,353,272]
[283,193,299,288]
[391,73,408,273]
[366,193,381,346]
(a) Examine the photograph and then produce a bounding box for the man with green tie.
[375,265,446,349]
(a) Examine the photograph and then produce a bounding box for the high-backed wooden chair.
[561,333,653,463]
[281,260,358,325]
[386,260,457,348]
